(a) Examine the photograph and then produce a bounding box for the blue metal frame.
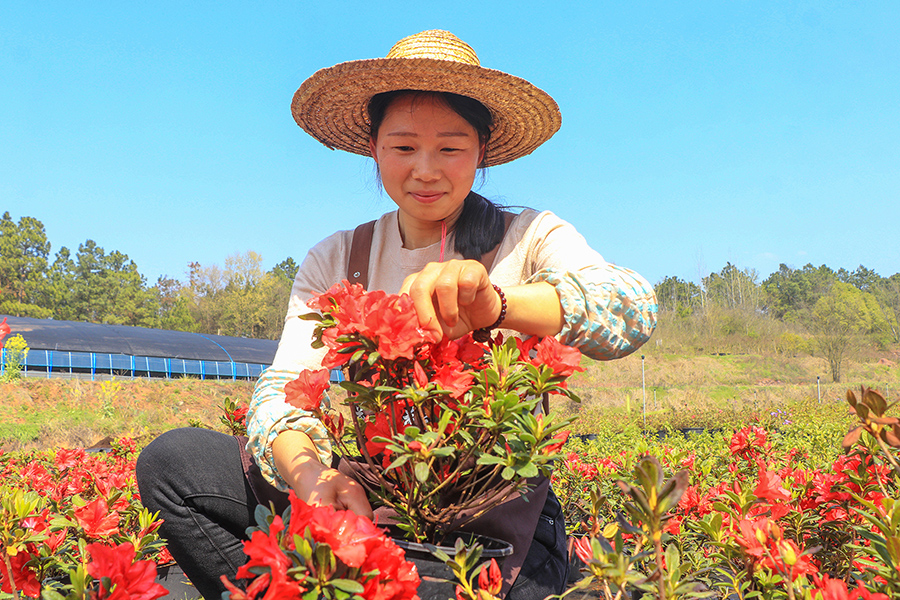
[10,347,344,383]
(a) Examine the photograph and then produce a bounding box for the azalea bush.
[0,395,250,600]
[558,386,900,600]
[0,440,169,600]
[221,491,421,600]
[287,281,578,542]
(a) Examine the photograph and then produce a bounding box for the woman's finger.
[401,266,445,339]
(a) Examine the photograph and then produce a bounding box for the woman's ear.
[368,138,379,163]
[477,142,486,167]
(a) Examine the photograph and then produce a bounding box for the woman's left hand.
[400,260,501,341]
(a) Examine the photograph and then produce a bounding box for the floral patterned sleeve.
[528,264,657,361]
[245,228,350,491]
[248,363,333,492]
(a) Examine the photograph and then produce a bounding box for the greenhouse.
[0,315,278,381]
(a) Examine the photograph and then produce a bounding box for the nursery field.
[3,350,900,599]
[2,350,898,452]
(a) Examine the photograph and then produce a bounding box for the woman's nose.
[411,153,441,182]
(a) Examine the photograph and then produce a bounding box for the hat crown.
[385,30,480,67]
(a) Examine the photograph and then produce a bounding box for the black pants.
[136,428,568,600]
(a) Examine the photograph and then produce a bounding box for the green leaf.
[414,462,429,483]
[517,462,539,478]
[330,579,366,593]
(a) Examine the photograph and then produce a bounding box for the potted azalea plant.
[221,280,582,600]
[284,280,579,544]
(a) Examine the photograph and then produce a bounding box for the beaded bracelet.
[473,284,506,343]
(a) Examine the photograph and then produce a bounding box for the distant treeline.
[2,212,898,381]
[0,212,297,341]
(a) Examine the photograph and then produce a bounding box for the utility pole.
[642,355,646,429]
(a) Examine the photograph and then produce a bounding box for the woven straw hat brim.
[292,57,561,167]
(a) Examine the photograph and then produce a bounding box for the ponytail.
[453,192,505,260]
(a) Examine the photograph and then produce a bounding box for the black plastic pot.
[155,564,201,600]
[390,530,513,600]
[43,564,200,600]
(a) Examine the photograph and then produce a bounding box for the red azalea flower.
[235,516,295,589]
[86,542,169,600]
[280,494,420,600]
[0,317,10,346]
[321,411,345,439]
[0,548,40,597]
[55,447,87,469]
[368,294,438,360]
[810,574,852,600]
[285,368,331,411]
[307,280,367,313]
[573,536,594,565]
[155,546,174,566]
[413,361,429,388]
[451,334,489,366]
[664,514,683,535]
[531,336,585,377]
[431,361,475,399]
[754,466,792,504]
[854,580,891,600]
[364,411,395,457]
[543,430,570,455]
[229,405,249,424]
[478,559,502,596]
[729,426,771,459]
[221,573,271,600]
[75,497,121,538]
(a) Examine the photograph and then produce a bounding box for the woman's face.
[369,94,484,240]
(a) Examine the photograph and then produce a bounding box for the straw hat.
[292,30,561,167]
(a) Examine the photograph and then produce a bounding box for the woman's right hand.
[272,430,373,518]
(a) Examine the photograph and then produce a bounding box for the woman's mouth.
[410,191,444,203]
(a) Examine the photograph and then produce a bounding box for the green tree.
[873,274,900,343]
[62,240,157,326]
[702,262,762,311]
[837,264,882,293]
[810,282,875,383]
[763,263,837,321]
[185,261,227,334]
[654,276,702,317]
[0,212,52,318]
[270,257,300,284]
[151,275,199,331]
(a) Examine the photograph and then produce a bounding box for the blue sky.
[3,1,898,288]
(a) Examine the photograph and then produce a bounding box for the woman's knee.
[136,428,244,506]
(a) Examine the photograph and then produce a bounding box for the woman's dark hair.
[367,90,507,260]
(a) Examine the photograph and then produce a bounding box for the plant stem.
[875,435,900,481]
[3,553,20,600]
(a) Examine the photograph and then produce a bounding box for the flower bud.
[780,541,797,566]
[755,527,767,545]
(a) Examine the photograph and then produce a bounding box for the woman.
[137,30,657,600]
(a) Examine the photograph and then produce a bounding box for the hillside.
[2,350,898,452]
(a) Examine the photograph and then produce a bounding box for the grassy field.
[1,350,898,452]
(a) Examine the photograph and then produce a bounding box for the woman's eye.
[394,145,414,152]
[442,147,461,153]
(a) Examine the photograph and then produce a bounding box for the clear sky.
[3,1,898,288]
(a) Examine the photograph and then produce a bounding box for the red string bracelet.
[473,284,506,343]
